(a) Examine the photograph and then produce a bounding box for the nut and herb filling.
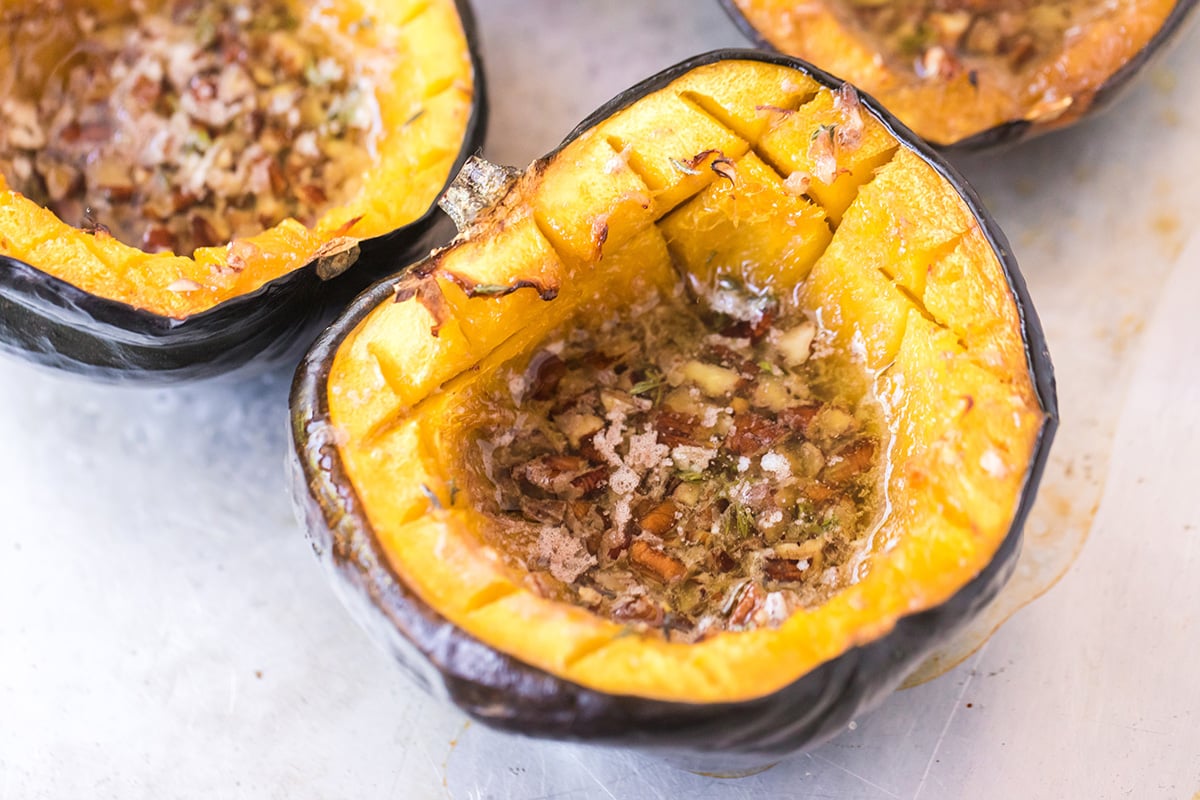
[0,0,379,255]
[840,0,1090,79]
[470,287,886,643]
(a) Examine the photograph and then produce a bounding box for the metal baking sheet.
[2,2,1199,797]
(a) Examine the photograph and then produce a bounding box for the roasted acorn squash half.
[0,0,484,380]
[721,0,1196,149]
[291,51,1056,761]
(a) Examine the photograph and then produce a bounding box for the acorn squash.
[721,0,1195,148]
[0,0,484,380]
[290,51,1056,761]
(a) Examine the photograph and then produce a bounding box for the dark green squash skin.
[290,50,1058,760]
[718,0,1198,152]
[0,0,487,383]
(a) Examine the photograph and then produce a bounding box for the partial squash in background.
[0,0,484,380]
[721,0,1195,148]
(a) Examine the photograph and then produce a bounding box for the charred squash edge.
[289,50,1057,756]
[718,0,1198,151]
[0,0,487,381]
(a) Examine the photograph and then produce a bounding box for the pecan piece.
[528,352,567,401]
[611,594,663,626]
[191,214,221,249]
[727,582,765,627]
[822,438,877,484]
[800,481,837,504]
[763,558,809,582]
[602,524,632,560]
[142,225,176,253]
[514,454,588,495]
[637,500,678,536]
[571,467,609,496]
[630,540,688,584]
[653,410,703,448]
[726,411,788,456]
[778,404,819,435]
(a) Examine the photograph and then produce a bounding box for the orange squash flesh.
[0,0,474,320]
[728,0,1181,146]
[323,60,1044,703]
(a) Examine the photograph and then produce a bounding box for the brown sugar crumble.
[469,284,886,643]
[0,0,378,255]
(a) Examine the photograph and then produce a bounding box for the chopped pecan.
[653,410,703,448]
[602,524,632,560]
[611,594,663,626]
[800,481,837,504]
[295,184,327,206]
[630,541,688,584]
[571,467,609,496]
[516,453,587,489]
[763,558,809,582]
[726,411,788,456]
[528,352,567,401]
[778,404,819,436]
[142,225,175,252]
[267,161,288,195]
[190,214,221,249]
[578,437,606,464]
[728,582,765,627]
[638,500,678,536]
[822,438,877,484]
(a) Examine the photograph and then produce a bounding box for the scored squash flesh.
[0,0,474,319]
[313,59,1045,704]
[726,0,1183,146]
